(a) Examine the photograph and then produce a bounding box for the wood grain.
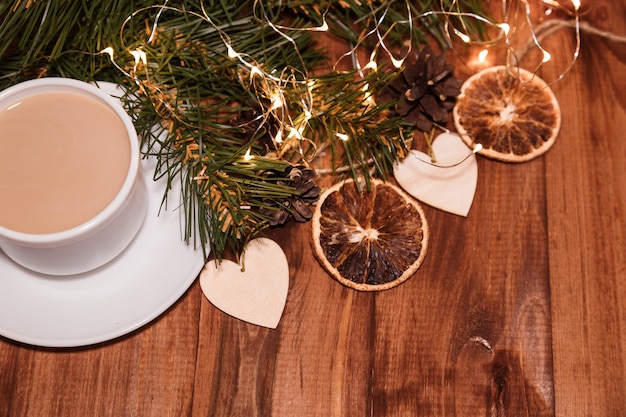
[543,1,626,414]
[2,2,626,416]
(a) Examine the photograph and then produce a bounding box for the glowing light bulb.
[391,56,404,69]
[100,47,114,59]
[498,23,510,36]
[361,82,374,105]
[363,61,378,72]
[571,0,580,10]
[288,126,303,140]
[274,129,283,143]
[250,66,263,78]
[227,45,239,59]
[270,93,283,110]
[454,29,471,43]
[542,50,552,63]
[244,148,253,161]
[130,49,147,66]
[336,132,349,141]
[478,49,489,64]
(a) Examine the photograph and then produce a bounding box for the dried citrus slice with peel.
[311,179,428,291]
[453,65,561,162]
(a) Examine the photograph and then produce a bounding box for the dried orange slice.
[311,179,428,291]
[453,65,561,162]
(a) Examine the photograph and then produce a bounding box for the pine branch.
[115,3,326,258]
[269,68,413,183]
[0,0,490,259]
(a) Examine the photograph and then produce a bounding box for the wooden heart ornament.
[394,132,478,217]
[199,238,289,329]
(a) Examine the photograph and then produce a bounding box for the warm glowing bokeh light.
[478,49,489,63]
[391,56,404,68]
[454,29,471,43]
[363,61,378,72]
[130,49,147,66]
[498,23,510,36]
[227,45,239,59]
[270,93,284,110]
[101,47,114,59]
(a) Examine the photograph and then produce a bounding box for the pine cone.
[382,46,462,132]
[260,166,320,226]
[230,106,277,153]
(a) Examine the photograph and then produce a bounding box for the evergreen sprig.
[0,0,489,259]
[119,3,324,258]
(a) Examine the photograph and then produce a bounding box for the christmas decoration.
[199,238,289,328]
[380,46,462,132]
[259,166,321,226]
[0,0,586,265]
[311,178,429,291]
[453,65,561,162]
[394,132,478,217]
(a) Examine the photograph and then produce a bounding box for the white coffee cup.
[0,78,148,275]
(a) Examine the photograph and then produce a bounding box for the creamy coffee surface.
[0,91,131,234]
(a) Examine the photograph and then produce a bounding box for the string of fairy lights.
[20,0,619,256]
[92,0,626,179]
[99,1,585,165]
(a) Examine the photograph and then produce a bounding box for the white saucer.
[0,84,206,348]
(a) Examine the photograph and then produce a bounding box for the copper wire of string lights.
[97,0,626,172]
[78,0,626,254]
[409,0,583,168]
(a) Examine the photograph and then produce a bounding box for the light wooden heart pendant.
[199,238,289,328]
[394,132,478,217]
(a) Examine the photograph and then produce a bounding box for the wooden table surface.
[1,2,625,416]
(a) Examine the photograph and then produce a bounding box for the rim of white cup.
[0,78,140,247]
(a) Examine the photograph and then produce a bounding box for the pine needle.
[0,0,489,259]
